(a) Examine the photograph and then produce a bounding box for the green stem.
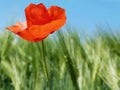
[41,41,49,82]
[36,41,50,90]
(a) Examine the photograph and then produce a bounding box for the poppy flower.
[6,3,66,42]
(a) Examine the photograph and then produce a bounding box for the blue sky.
[0,0,120,32]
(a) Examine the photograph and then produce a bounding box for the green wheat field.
[0,28,120,90]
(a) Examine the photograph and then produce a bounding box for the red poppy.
[6,3,66,42]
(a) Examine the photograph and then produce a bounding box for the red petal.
[6,25,21,33]
[6,22,27,33]
[24,4,36,27]
[28,17,66,38]
[48,6,66,20]
[28,25,50,38]
[6,22,41,42]
[17,30,42,42]
[25,3,51,27]
[28,6,66,37]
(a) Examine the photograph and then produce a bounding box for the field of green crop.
[0,29,120,90]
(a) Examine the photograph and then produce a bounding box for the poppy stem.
[41,40,50,87]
